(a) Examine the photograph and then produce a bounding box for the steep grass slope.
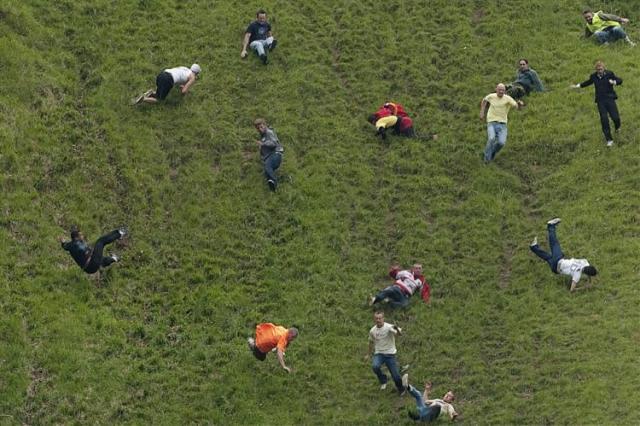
[0,0,639,424]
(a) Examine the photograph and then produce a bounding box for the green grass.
[1,0,640,424]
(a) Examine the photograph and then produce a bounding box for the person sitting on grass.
[370,263,430,308]
[59,226,126,274]
[247,323,298,373]
[135,63,201,105]
[254,118,284,192]
[240,9,278,65]
[401,374,459,422]
[367,102,437,141]
[506,58,545,100]
[529,218,598,292]
[582,9,635,46]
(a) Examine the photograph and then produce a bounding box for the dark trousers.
[154,71,174,100]
[84,230,122,274]
[596,98,620,141]
[529,224,564,273]
[263,152,282,187]
[373,285,410,308]
[251,346,267,361]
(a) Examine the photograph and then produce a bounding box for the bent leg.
[375,116,398,130]
[493,123,507,157]
[249,40,266,56]
[547,224,564,272]
[610,26,627,42]
[372,286,398,304]
[606,99,621,131]
[86,230,122,272]
[385,287,409,308]
[593,31,609,44]
[409,385,427,410]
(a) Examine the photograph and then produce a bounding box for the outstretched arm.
[479,99,488,120]
[277,349,291,373]
[598,12,630,24]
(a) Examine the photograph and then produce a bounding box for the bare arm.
[479,99,488,120]
[277,349,291,372]
[241,33,251,57]
[180,73,197,94]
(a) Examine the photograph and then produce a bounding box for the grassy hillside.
[1,0,639,424]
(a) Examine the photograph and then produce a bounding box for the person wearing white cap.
[136,64,201,104]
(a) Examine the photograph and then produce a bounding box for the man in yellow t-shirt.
[247,323,298,373]
[479,83,523,163]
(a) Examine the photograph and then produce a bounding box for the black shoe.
[260,54,268,65]
[267,179,277,192]
[269,39,277,51]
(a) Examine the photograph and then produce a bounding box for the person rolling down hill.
[529,218,598,292]
[369,263,430,308]
[400,374,459,422]
[571,61,623,147]
[135,64,201,105]
[247,323,298,373]
[59,226,127,274]
[506,58,545,100]
[241,9,278,65]
[368,102,437,141]
[581,9,635,46]
[254,118,284,192]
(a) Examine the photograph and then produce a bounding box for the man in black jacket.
[572,61,623,147]
[59,226,126,274]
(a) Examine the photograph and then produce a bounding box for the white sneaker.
[547,218,561,226]
[380,383,387,391]
[111,254,120,262]
[368,296,376,306]
[402,373,409,391]
[606,140,614,147]
[247,337,255,350]
[530,236,538,247]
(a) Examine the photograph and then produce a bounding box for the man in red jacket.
[369,263,431,308]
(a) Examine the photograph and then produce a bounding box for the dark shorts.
[154,71,174,100]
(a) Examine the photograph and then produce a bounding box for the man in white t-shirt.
[480,83,524,163]
[366,312,405,394]
[136,64,201,105]
[401,374,458,422]
[530,218,598,292]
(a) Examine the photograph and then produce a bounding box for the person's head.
[256,9,267,23]
[190,63,201,76]
[595,60,605,75]
[411,263,423,276]
[496,83,506,97]
[374,311,385,327]
[367,114,378,124]
[443,390,455,403]
[583,9,594,24]
[254,117,268,133]
[70,225,82,240]
[287,327,298,342]
[518,58,529,71]
[583,265,598,276]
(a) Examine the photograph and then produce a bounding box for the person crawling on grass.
[367,102,437,141]
[529,218,598,292]
[241,9,278,65]
[582,9,635,46]
[58,226,127,274]
[506,58,545,100]
[369,263,430,308]
[254,118,284,192]
[135,64,201,105]
[247,323,298,373]
[400,373,459,422]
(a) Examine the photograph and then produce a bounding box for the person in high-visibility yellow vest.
[582,9,635,46]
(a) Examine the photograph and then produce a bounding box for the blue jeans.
[529,224,564,273]
[594,26,627,44]
[263,152,282,187]
[250,37,275,56]
[408,385,441,422]
[372,354,403,392]
[484,122,507,162]
[373,286,410,308]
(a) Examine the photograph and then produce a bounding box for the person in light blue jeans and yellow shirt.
[480,83,523,163]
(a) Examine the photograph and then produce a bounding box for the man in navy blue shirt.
[572,61,623,147]
[241,9,277,65]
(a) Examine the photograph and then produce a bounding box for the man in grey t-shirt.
[365,311,405,394]
[254,118,284,192]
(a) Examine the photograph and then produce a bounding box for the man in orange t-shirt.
[247,323,298,372]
